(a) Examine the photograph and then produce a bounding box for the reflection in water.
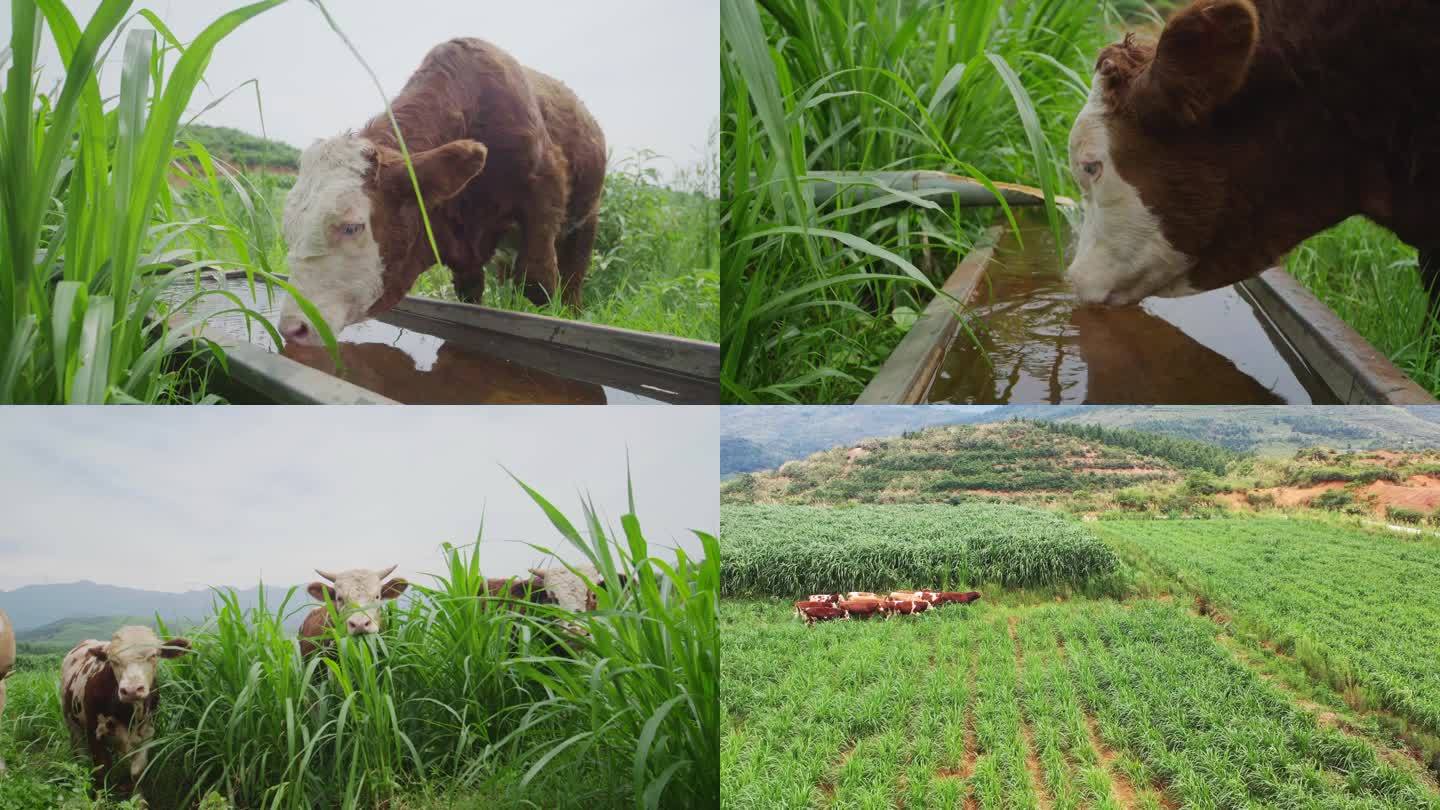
[926,213,1336,404]
[282,341,606,404]
[162,279,649,404]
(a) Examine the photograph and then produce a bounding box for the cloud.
[0,407,718,592]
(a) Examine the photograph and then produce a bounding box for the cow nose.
[120,685,147,701]
[347,615,376,634]
[280,319,311,342]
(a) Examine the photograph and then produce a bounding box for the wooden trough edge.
[856,226,1006,404]
[1239,269,1438,405]
[196,340,401,405]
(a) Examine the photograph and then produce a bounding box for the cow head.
[1066,0,1262,305]
[278,135,489,344]
[88,626,191,704]
[308,565,410,636]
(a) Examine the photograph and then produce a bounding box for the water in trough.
[160,277,667,404]
[925,211,1338,404]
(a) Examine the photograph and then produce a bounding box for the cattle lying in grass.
[299,565,410,658]
[0,608,13,773]
[60,626,191,797]
[1066,0,1440,312]
[278,37,607,344]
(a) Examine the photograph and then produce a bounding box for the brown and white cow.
[60,626,191,796]
[1066,0,1440,310]
[484,565,626,613]
[0,608,14,773]
[299,565,410,658]
[277,37,607,344]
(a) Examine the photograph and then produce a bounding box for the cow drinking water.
[1066,0,1440,312]
[299,565,410,657]
[278,37,607,344]
[60,626,192,797]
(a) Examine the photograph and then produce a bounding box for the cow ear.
[1132,0,1258,127]
[89,645,109,662]
[381,139,488,206]
[161,638,192,659]
[381,577,409,600]
[307,582,335,603]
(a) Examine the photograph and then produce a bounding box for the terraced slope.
[721,600,1439,809]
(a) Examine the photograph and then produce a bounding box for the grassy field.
[722,598,1438,809]
[720,503,1119,596]
[1,2,714,405]
[0,484,719,809]
[1097,518,1440,744]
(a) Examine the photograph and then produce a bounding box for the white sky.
[0,407,718,593]
[12,1,718,181]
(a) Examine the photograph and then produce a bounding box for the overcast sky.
[0,407,718,593]
[13,1,717,181]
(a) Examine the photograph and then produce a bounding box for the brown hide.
[361,38,607,312]
[1091,0,1440,294]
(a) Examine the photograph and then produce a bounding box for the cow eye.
[338,222,365,237]
[1082,161,1102,177]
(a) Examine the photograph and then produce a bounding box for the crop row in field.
[720,503,1119,596]
[1096,517,1440,741]
[721,599,1439,809]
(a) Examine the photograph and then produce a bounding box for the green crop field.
[720,503,1120,596]
[1096,517,1440,742]
[0,485,719,810]
[722,599,1438,809]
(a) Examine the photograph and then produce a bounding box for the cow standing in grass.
[278,38,607,344]
[60,626,191,798]
[484,564,626,613]
[0,607,14,773]
[299,565,410,658]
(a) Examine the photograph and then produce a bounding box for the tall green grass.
[1286,217,1440,397]
[0,0,348,404]
[0,476,718,809]
[721,0,1120,402]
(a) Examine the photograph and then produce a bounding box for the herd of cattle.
[793,590,982,625]
[0,563,616,799]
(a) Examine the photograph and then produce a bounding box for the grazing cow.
[1065,0,1440,312]
[793,600,836,619]
[0,608,13,773]
[845,591,880,600]
[883,598,929,616]
[299,565,410,658]
[277,37,607,344]
[930,591,983,607]
[797,605,848,626]
[60,627,191,797]
[806,593,844,604]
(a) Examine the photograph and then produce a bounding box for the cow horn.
[377,564,398,579]
[527,567,548,577]
[315,568,338,582]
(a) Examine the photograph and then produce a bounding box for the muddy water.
[161,277,660,404]
[925,213,1338,404]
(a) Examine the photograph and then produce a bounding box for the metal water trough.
[172,272,720,405]
[854,229,1437,405]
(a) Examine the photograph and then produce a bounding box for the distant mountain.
[182,124,300,171]
[0,581,302,634]
[719,405,997,475]
[983,406,1440,455]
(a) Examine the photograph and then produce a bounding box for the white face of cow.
[308,565,409,636]
[1065,78,1196,307]
[90,626,191,704]
[279,136,387,345]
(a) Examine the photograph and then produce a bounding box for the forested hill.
[180,124,301,170]
[721,420,1223,506]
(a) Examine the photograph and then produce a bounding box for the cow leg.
[452,229,504,305]
[1421,247,1440,316]
[87,732,115,796]
[514,158,569,308]
[0,679,6,772]
[556,212,599,310]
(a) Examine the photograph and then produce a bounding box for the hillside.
[992,405,1440,454]
[722,421,1199,505]
[15,616,200,652]
[180,124,300,171]
[720,405,996,475]
[0,580,299,633]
